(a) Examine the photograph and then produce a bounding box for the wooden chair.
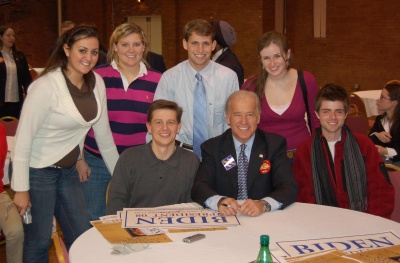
[349,93,368,116]
[0,116,18,136]
[348,104,359,115]
[52,232,69,263]
[345,113,370,136]
[385,163,400,223]
[106,181,111,204]
[28,64,39,80]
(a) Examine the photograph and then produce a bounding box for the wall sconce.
[137,0,144,2]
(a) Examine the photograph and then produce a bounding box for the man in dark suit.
[146,51,167,73]
[211,20,244,87]
[192,90,298,216]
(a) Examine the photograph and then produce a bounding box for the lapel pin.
[259,159,271,174]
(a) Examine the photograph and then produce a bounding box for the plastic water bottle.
[256,235,273,263]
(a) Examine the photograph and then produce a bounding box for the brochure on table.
[121,208,240,228]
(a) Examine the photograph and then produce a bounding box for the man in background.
[49,21,76,57]
[211,20,244,87]
[146,51,167,73]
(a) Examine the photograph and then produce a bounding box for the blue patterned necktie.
[237,144,249,200]
[193,73,207,158]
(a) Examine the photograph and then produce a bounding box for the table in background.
[353,90,381,117]
[69,202,400,263]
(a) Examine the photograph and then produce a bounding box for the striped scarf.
[311,126,368,212]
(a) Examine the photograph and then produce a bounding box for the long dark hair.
[245,31,293,101]
[0,26,24,61]
[41,25,101,92]
[383,80,400,134]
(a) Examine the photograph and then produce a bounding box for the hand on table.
[218,197,240,216]
[240,199,265,217]
[13,191,31,216]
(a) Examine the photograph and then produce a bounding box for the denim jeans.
[81,149,111,221]
[23,166,90,263]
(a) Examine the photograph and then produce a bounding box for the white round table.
[353,90,381,117]
[69,202,400,263]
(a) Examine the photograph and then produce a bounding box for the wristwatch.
[259,200,271,212]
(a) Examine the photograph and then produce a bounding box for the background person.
[11,25,119,262]
[211,20,244,87]
[369,80,400,166]
[242,31,319,162]
[0,26,32,119]
[0,124,23,263]
[191,91,298,217]
[106,100,199,215]
[77,23,162,221]
[293,84,394,219]
[154,19,238,158]
[49,20,76,57]
[146,51,167,73]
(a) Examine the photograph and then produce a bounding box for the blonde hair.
[107,23,148,66]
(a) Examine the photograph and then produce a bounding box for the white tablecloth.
[2,136,14,185]
[353,90,381,117]
[69,203,400,263]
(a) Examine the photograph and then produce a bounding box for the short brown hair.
[183,19,215,41]
[314,83,349,113]
[147,100,183,123]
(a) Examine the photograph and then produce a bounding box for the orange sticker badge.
[259,160,271,174]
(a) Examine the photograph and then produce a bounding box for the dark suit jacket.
[369,115,400,162]
[0,51,32,103]
[215,48,244,87]
[146,51,167,73]
[191,128,298,209]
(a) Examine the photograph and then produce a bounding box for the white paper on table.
[273,231,400,262]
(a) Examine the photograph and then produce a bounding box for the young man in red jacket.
[293,83,394,219]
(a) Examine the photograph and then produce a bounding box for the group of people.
[0,17,397,263]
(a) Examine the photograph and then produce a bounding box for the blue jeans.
[23,166,90,263]
[82,149,111,221]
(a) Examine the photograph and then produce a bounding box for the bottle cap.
[260,235,270,244]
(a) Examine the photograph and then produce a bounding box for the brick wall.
[1,0,399,91]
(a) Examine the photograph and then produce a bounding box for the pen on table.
[221,204,232,208]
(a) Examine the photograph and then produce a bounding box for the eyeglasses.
[379,94,394,101]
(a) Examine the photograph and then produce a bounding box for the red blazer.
[293,130,394,219]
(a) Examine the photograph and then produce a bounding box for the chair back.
[345,113,369,135]
[0,116,18,136]
[106,181,111,204]
[348,104,359,115]
[385,164,400,223]
[349,93,367,116]
[52,232,69,263]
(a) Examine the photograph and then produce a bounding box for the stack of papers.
[121,208,241,229]
[91,203,239,244]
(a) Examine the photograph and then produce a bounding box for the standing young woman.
[369,80,400,166]
[77,23,161,221]
[242,31,320,159]
[0,26,32,119]
[11,26,119,262]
